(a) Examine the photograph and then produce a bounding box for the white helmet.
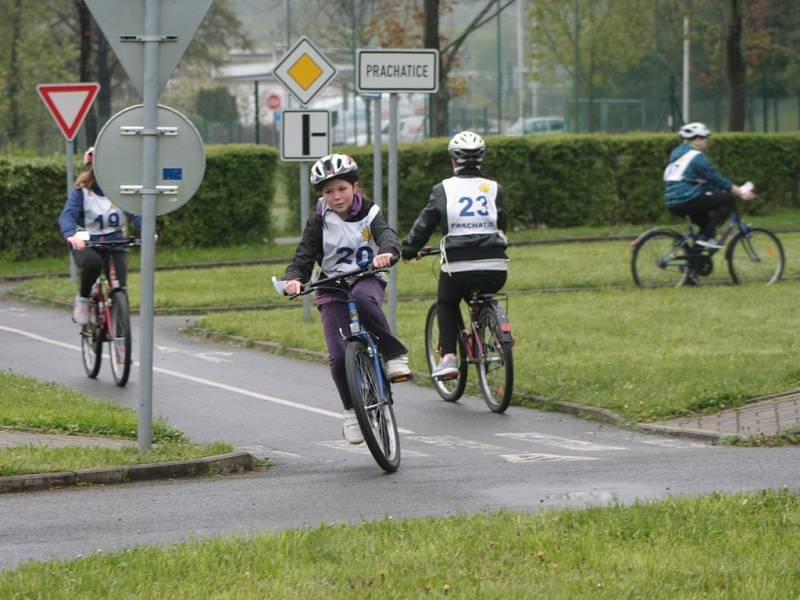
[448,130,485,168]
[679,122,711,140]
[83,146,95,166]
[309,154,358,190]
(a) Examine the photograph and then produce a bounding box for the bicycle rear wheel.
[345,340,401,473]
[726,226,784,285]
[81,301,103,378]
[424,302,468,402]
[631,228,688,288]
[108,290,132,387]
[475,303,513,413]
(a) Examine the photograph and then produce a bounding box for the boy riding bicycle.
[280,154,410,444]
[401,131,509,379]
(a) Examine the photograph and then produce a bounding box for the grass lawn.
[0,371,232,476]
[195,282,800,423]
[0,491,798,598]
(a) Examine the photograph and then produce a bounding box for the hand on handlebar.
[284,279,302,296]
[372,252,395,269]
[66,235,86,251]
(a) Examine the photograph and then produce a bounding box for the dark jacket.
[283,194,400,283]
[664,143,733,206]
[401,170,508,263]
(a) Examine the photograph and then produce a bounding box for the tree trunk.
[77,0,97,145]
[726,0,746,131]
[8,0,23,143]
[97,33,112,129]
[424,0,449,136]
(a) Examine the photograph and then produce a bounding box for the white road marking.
[496,432,628,452]
[236,445,301,459]
[501,453,601,463]
[156,345,234,364]
[407,435,502,451]
[0,307,28,316]
[318,440,429,457]
[0,324,414,433]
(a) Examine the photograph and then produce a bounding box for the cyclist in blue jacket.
[58,147,141,325]
[664,122,754,249]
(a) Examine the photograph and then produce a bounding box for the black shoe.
[680,270,699,287]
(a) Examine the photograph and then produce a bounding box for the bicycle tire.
[81,301,103,378]
[475,303,513,413]
[108,290,132,387]
[345,340,401,473]
[631,228,688,288]
[424,302,468,402]
[726,226,785,285]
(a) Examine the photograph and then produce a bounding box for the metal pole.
[66,139,77,284]
[351,0,358,144]
[516,0,525,122]
[387,93,398,333]
[654,0,662,131]
[682,15,690,123]
[574,0,580,133]
[373,96,382,210]
[300,160,311,321]
[496,0,502,133]
[137,0,160,452]
[254,81,260,144]
[762,72,768,132]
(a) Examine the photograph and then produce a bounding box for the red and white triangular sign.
[36,83,100,141]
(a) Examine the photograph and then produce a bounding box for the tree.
[195,87,239,125]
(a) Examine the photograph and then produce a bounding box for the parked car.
[505,116,567,135]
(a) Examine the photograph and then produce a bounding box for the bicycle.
[417,248,514,413]
[631,209,785,288]
[75,235,140,387]
[272,264,401,473]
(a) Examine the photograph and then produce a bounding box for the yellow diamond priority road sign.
[273,37,336,106]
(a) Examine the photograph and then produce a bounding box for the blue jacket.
[58,184,142,243]
[664,144,733,206]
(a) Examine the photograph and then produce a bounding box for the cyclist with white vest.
[401,131,509,379]
[281,154,410,444]
[59,146,141,326]
[664,122,755,249]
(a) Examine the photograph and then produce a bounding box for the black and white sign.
[281,110,331,162]
[357,49,439,94]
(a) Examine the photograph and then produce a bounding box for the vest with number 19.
[82,187,127,235]
[321,204,381,276]
[443,176,499,236]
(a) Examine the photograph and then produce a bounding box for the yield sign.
[36,83,100,141]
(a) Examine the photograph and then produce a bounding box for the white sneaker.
[342,410,364,445]
[432,356,459,379]
[695,237,724,250]
[73,294,90,325]
[386,355,412,382]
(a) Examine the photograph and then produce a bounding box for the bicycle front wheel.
[726,227,785,285]
[475,303,513,413]
[424,303,468,402]
[108,290,132,387]
[345,340,401,473]
[81,301,102,378]
[631,228,688,288]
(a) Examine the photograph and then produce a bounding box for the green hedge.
[0,145,279,259]
[284,133,800,233]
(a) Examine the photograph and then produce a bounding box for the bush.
[0,145,279,259]
[285,133,800,233]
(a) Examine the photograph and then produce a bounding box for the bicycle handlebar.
[415,246,440,258]
[272,257,398,299]
[83,237,142,248]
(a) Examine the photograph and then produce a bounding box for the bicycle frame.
[344,297,388,407]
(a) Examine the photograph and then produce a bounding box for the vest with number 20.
[321,204,381,276]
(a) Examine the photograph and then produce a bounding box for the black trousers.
[437,270,507,355]
[72,248,128,298]
[668,191,736,238]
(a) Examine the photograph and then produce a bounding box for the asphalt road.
[1,289,798,570]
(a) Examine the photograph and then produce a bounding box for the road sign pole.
[299,161,312,322]
[372,96,382,211]
[65,139,78,284]
[387,93,398,333]
[137,0,160,452]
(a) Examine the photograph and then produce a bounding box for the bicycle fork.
[347,300,388,406]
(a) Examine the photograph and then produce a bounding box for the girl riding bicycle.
[58,146,141,326]
[280,154,410,444]
[401,131,509,379]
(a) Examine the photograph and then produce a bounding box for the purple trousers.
[319,277,408,410]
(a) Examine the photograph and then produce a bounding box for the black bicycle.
[77,237,140,387]
[631,210,785,287]
[417,249,514,413]
[273,264,401,473]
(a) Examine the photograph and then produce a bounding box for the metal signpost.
[356,48,439,332]
[86,0,212,452]
[272,37,336,322]
[36,82,100,283]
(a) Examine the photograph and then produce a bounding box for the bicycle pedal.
[435,373,459,381]
[390,374,413,383]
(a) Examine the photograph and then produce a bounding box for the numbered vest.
[321,204,381,276]
[443,176,499,237]
[663,149,700,182]
[82,187,127,235]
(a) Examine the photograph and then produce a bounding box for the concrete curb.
[635,423,724,443]
[0,451,255,494]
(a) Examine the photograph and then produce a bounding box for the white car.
[505,116,567,135]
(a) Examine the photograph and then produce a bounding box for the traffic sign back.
[36,83,100,141]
